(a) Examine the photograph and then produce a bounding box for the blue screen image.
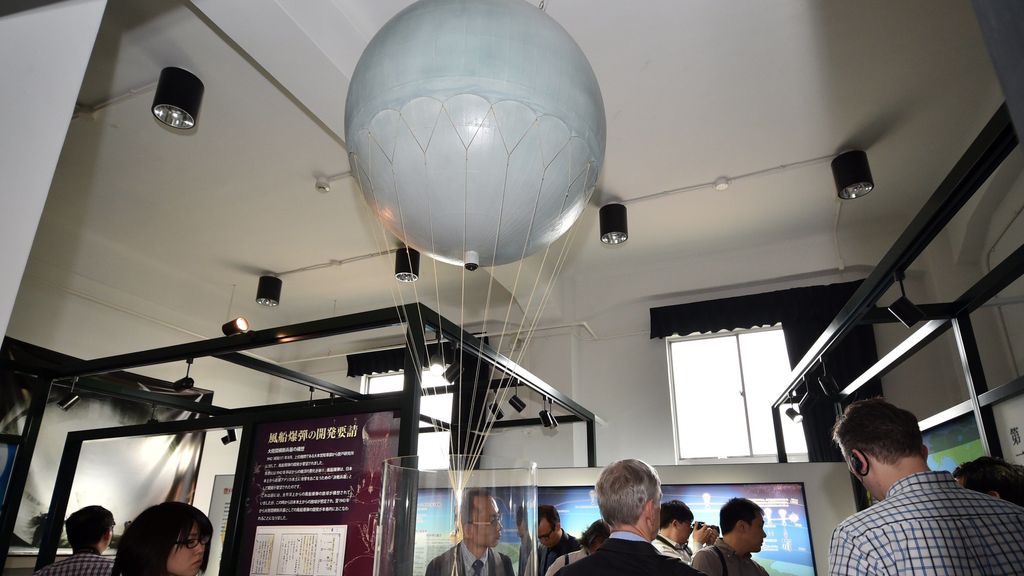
[539,482,815,576]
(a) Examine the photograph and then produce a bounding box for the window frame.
[666,325,808,464]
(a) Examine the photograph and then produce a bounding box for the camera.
[464,250,479,271]
[695,521,719,532]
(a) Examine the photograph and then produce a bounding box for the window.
[667,326,807,461]
[363,371,452,469]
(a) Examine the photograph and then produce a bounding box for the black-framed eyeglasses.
[175,535,211,549]
[538,528,554,540]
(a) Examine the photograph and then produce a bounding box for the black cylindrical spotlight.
[152,67,204,130]
[508,394,527,413]
[831,150,874,200]
[539,409,558,429]
[222,316,250,336]
[395,247,420,282]
[599,203,628,245]
[443,360,463,384]
[489,402,505,421]
[785,406,803,423]
[256,275,282,307]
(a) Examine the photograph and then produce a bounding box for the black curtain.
[650,280,882,461]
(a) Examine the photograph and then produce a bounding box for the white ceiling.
[25,0,1006,361]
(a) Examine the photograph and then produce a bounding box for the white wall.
[0,0,107,340]
[488,228,898,467]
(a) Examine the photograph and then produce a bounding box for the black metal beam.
[773,104,1017,409]
[53,375,230,415]
[487,414,587,429]
[952,315,1002,458]
[950,240,1024,315]
[978,374,1024,408]
[860,303,956,324]
[918,400,973,431]
[398,306,426,458]
[215,352,364,401]
[840,319,952,397]
[421,305,598,424]
[52,307,404,379]
[586,420,597,467]
[772,405,787,463]
[0,380,50,574]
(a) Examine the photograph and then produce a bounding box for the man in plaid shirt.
[34,506,114,576]
[829,398,1024,575]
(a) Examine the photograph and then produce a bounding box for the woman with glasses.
[112,502,213,576]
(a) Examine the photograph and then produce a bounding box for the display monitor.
[539,482,815,576]
[922,412,985,473]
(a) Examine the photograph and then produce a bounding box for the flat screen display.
[539,482,815,576]
[922,412,985,473]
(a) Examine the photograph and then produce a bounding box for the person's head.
[658,500,694,544]
[460,488,502,553]
[65,505,115,553]
[594,459,662,539]
[719,498,765,556]
[953,456,1024,506]
[515,503,529,539]
[112,502,212,576]
[832,398,929,497]
[537,504,563,549]
[579,519,610,554]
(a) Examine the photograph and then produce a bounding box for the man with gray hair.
[561,459,702,576]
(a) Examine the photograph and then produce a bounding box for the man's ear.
[920,444,929,460]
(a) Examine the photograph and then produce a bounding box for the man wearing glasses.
[425,488,515,576]
[537,505,579,575]
[34,505,115,575]
[653,500,717,564]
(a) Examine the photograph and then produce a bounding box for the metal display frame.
[0,302,599,573]
[770,104,1023,463]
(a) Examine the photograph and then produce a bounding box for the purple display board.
[239,411,400,576]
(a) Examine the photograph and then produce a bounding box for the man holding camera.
[691,498,769,576]
[653,500,718,564]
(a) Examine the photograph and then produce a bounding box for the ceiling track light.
[488,399,505,421]
[151,67,204,130]
[508,381,527,413]
[599,203,628,245]
[443,357,463,384]
[539,397,558,429]
[256,275,282,307]
[173,358,196,391]
[395,246,420,282]
[221,428,238,445]
[785,405,803,423]
[222,316,250,336]
[57,393,81,411]
[887,271,924,328]
[831,150,874,200]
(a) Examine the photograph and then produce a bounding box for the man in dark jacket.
[561,460,703,576]
[425,488,515,576]
[537,504,579,575]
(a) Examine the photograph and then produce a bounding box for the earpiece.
[849,450,869,476]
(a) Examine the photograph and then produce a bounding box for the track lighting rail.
[769,103,1021,462]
